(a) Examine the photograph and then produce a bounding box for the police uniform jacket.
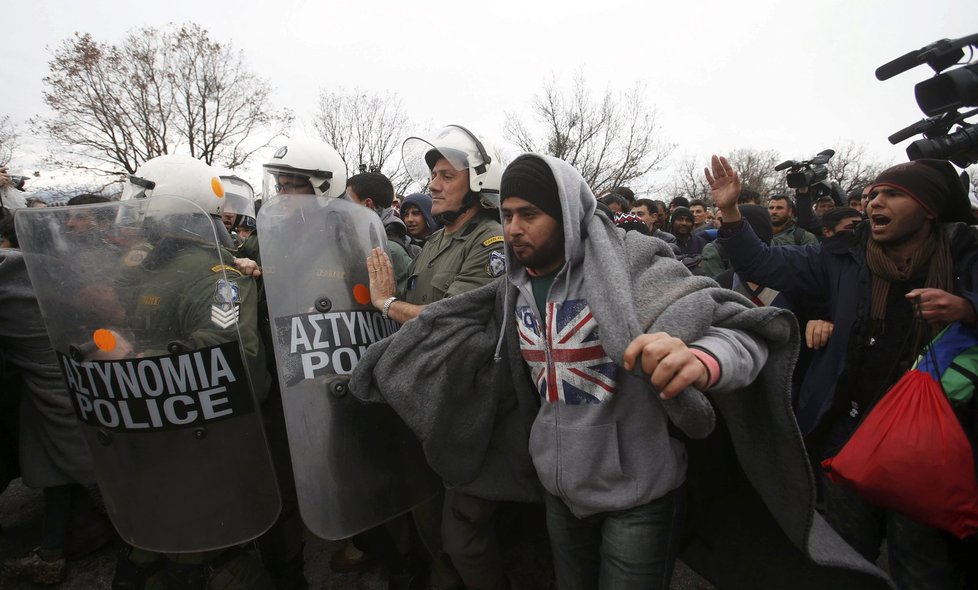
[402,213,505,305]
[121,239,272,402]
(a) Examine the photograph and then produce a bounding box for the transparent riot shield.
[257,195,440,540]
[15,197,281,552]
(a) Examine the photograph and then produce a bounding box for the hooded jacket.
[399,192,440,242]
[504,155,768,517]
[350,162,891,590]
[350,154,892,587]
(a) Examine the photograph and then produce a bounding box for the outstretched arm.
[367,248,424,324]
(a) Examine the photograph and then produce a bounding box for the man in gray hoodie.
[499,154,768,588]
[354,153,893,590]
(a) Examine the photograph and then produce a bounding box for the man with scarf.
[711,154,978,589]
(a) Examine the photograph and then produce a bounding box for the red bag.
[821,369,978,539]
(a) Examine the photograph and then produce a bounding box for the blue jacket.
[718,220,978,437]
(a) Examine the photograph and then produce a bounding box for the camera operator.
[768,194,819,246]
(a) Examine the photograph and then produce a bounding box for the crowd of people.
[0,122,975,590]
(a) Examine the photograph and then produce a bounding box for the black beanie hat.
[500,156,562,221]
[670,206,694,224]
[870,159,973,223]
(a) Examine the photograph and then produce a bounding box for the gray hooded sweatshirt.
[350,155,892,588]
[504,154,768,517]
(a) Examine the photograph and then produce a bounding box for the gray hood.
[502,153,596,283]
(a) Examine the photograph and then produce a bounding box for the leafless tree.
[729,148,784,199]
[504,73,674,195]
[0,116,18,166]
[313,89,414,194]
[33,24,291,179]
[670,156,713,203]
[670,148,783,204]
[825,140,890,194]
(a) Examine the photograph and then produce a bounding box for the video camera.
[878,33,978,168]
[775,149,845,203]
[9,175,28,191]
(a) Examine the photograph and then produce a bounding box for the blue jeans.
[544,487,685,590]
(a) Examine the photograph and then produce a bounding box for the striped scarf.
[864,226,952,353]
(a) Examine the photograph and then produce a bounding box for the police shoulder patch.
[123,246,151,267]
[211,264,244,277]
[482,235,504,248]
[487,250,506,278]
[211,279,240,328]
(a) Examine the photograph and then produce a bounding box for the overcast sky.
[1,0,973,192]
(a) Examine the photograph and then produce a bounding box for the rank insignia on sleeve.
[482,235,504,248]
[487,250,506,278]
[211,279,240,328]
[211,264,244,277]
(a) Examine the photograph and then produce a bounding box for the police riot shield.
[257,195,440,540]
[15,197,281,552]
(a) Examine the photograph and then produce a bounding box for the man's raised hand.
[704,155,741,217]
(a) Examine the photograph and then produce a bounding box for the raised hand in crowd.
[705,155,741,221]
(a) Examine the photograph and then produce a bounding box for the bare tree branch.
[312,88,414,194]
[0,116,18,166]
[504,72,674,194]
[33,24,291,178]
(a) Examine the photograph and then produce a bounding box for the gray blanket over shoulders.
[351,215,892,588]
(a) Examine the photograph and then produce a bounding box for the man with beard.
[768,195,819,247]
[353,153,892,590]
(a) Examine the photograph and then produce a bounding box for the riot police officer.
[366,125,508,590]
[104,155,279,589]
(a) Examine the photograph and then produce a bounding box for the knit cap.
[500,156,562,221]
[870,159,972,223]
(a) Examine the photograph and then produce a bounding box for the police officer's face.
[402,205,429,239]
[502,196,565,275]
[429,159,469,216]
[276,173,314,196]
[66,210,98,234]
[220,212,237,231]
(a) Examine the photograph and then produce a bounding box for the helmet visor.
[262,168,316,201]
[220,176,256,218]
[402,126,488,188]
[120,173,156,202]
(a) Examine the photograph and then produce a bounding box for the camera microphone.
[876,47,928,81]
